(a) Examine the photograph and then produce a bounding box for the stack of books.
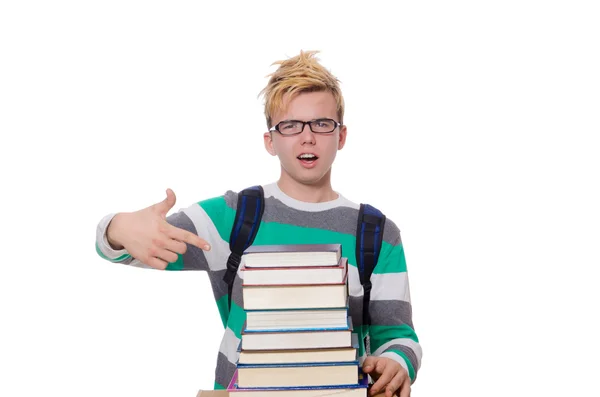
[227,244,368,396]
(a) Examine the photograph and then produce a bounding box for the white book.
[241,258,347,285]
[242,244,342,268]
[242,275,348,310]
[236,362,359,388]
[241,319,353,350]
[238,346,357,365]
[245,307,349,331]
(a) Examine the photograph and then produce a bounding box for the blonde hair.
[259,50,345,128]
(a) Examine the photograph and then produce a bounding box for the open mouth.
[297,153,319,163]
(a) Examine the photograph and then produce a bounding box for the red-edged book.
[242,257,347,286]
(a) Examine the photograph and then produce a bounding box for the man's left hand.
[362,356,410,397]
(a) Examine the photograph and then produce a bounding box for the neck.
[277,171,338,203]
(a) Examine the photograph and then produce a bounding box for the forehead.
[274,91,338,122]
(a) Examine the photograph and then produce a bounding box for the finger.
[370,364,394,396]
[384,372,404,397]
[166,224,211,251]
[399,375,411,397]
[154,188,176,218]
[146,256,169,270]
[148,246,179,264]
[163,238,188,255]
[362,356,378,374]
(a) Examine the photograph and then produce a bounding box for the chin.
[293,172,329,186]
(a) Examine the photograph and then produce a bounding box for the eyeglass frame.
[268,118,343,136]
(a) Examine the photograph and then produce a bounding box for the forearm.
[369,240,422,383]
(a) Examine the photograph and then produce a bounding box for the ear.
[264,131,277,156]
[337,124,347,150]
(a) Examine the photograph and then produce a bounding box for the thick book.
[238,333,359,365]
[241,258,348,286]
[236,361,359,389]
[241,318,353,350]
[245,306,349,332]
[242,273,348,310]
[242,244,342,268]
[228,368,368,396]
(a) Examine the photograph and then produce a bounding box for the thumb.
[155,188,176,218]
[362,356,378,373]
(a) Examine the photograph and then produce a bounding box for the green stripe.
[373,243,407,274]
[354,325,367,357]
[165,253,184,271]
[253,222,359,268]
[214,381,225,390]
[95,242,131,262]
[369,324,419,354]
[216,295,246,335]
[201,196,405,274]
[216,294,230,328]
[228,301,246,339]
[388,348,415,381]
[199,197,235,243]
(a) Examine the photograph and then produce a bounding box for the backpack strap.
[355,203,386,352]
[223,186,265,313]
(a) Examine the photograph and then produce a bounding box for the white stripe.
[218,327,241,365]
[182,204,230,271]
[379,351,412,382]
[263,182,359,212]
[347,264,364,297]
[372,338,422,369]
[96,213,129,259]
[370,272,411,302]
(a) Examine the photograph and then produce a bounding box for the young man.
[95,51,421,397]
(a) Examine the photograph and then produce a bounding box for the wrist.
[106,213,127,250]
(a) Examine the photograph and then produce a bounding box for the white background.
[1,1,599,396]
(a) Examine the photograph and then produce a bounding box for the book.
[228,368,368,396]
[242,258,347,285]
[242,273,348,310]
[238,332,359,365]
[245,306,349,332]
[241,318,353,351]
[236,361,359,388]
[242,244,342,268]
[238,346,358,365]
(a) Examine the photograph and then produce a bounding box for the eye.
[315,119,333,128]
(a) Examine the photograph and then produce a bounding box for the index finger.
[370,364,394,396]
[166,224,211,251]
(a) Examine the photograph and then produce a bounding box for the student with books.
[95,50,421,397]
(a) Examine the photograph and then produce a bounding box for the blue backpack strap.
[355,203,386,352]
[224,185,265,312]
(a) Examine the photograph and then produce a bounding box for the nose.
[299,122,316,144]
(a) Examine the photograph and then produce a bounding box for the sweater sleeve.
[367,230,422,383]
[94,195,229,271]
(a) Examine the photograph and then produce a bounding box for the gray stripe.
[223,190,402,245]
[370,300,413,328]
[206,269,229,301]
[206,271,244,308]
[385,344,419,379]
[215,351,237,388]
[231,273,244,309]
[166,211,208,270]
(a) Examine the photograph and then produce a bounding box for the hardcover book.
[228,368,368,396]
[242,244,342,268]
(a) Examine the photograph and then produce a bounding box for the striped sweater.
[95,182,422,389]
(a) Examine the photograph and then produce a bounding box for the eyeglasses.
[269,118,342,136]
